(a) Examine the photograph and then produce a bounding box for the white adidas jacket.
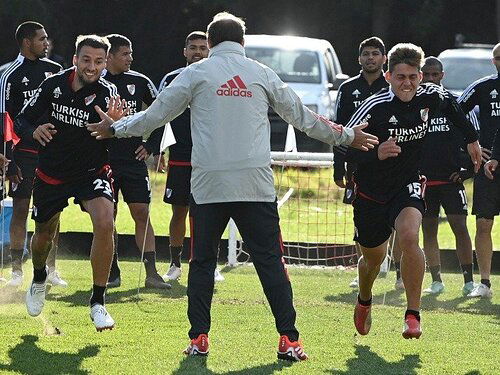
[113,41,354,204]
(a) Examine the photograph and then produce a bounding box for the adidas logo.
[22,76,29,85]
[53,87,62,98]
[490,89,498,99]
[216,75,252,97]
[389,115,398,124]
[352,89,361,98]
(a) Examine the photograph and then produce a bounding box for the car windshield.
[441,57,497,90]
[245,47,321,84]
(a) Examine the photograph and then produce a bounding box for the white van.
[244,34,348,152]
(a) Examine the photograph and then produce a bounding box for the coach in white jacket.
[88,12,377,361]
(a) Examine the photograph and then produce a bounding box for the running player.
[103,34,170,289]
[343,43,481,339]
[16,35,119,331]
[419,56,477,296]
[88,12,378,360]
[457,43,500,298]
[333,36,388,289]
[0,21,67,288]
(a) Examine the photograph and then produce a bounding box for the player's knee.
[397,228,419,249]
[93,214,114,235]
[476,218,493,234]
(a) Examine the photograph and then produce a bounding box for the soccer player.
[419,56,477,296]
[156,31,226,282]
[457,43,500,298]
[103,34,170,289]
[333,36,388,289]
[343,43,481,339]
[0,21,67,288]
[16,35,120,331]
[87,12,378,360]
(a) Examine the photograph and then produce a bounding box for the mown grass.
[0,259,498,374]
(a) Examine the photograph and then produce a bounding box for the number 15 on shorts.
[407,182,423,199]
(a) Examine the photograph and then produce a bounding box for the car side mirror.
[331,73,349,90]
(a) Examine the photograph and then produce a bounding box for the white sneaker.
[6,270,23,288]
[467,283,493,298]
[47,271,68,287]
[394,278,405,290]
[349,276,359,288]
[90,304,115,331]
[164,265,182,281]
[214,268,225,282]
[26,279,47,317]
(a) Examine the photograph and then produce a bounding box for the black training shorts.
[112,172,151,204]
[32,165,114,223]
[164,161,191,206]
[353,180,426,248]
[472,170,500,220]
[9,150,37,200]
[423,182,468,218]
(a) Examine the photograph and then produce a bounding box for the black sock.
[143,251,157,277]
[170,246,182,268]
[460,263,473,284]
[480,279,491,289]
[90,285,106,307]
[394,262,401,280]
[33,266,47,283]
[429,265,442,283]
[358,294,372,306]
[10,248,24,272]
[405,309,420,321]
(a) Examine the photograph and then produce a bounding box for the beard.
[76,70,98,87]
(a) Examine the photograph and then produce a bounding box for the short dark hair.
[75,34,110,56]
[388,43,424,72]
[15,21,44,47]
[207,12,245,47]
[185,31,207,47]
[106,34,132,54]
[423,56,443,72]
[359,36,386,56]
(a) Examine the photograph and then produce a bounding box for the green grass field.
[0,259,498,374]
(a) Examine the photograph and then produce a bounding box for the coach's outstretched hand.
[484,159,498,180]
[350,123,379,151]
[467,141,482,173]
[87,97,128,140]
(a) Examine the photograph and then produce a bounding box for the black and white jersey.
[103,69,158,175]
[344,83,478,203]
[0,54,61,152]
[458,73,500,149]
[333,72,388,181]
[157,67,192,162]
[420,91,479,182]
[14,67,117,181]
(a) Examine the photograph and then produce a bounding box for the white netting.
[229,152,357,267]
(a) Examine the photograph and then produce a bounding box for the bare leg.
[395,207,424,311]
[81,197,114,287]
[474,218,493,280]
[358,242,388,301]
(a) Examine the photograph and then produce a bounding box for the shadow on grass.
[0,335,98,374]
[327,345,421,375]
[171,355,293,374]
[324,289,499,318]
[47,283,189,307]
